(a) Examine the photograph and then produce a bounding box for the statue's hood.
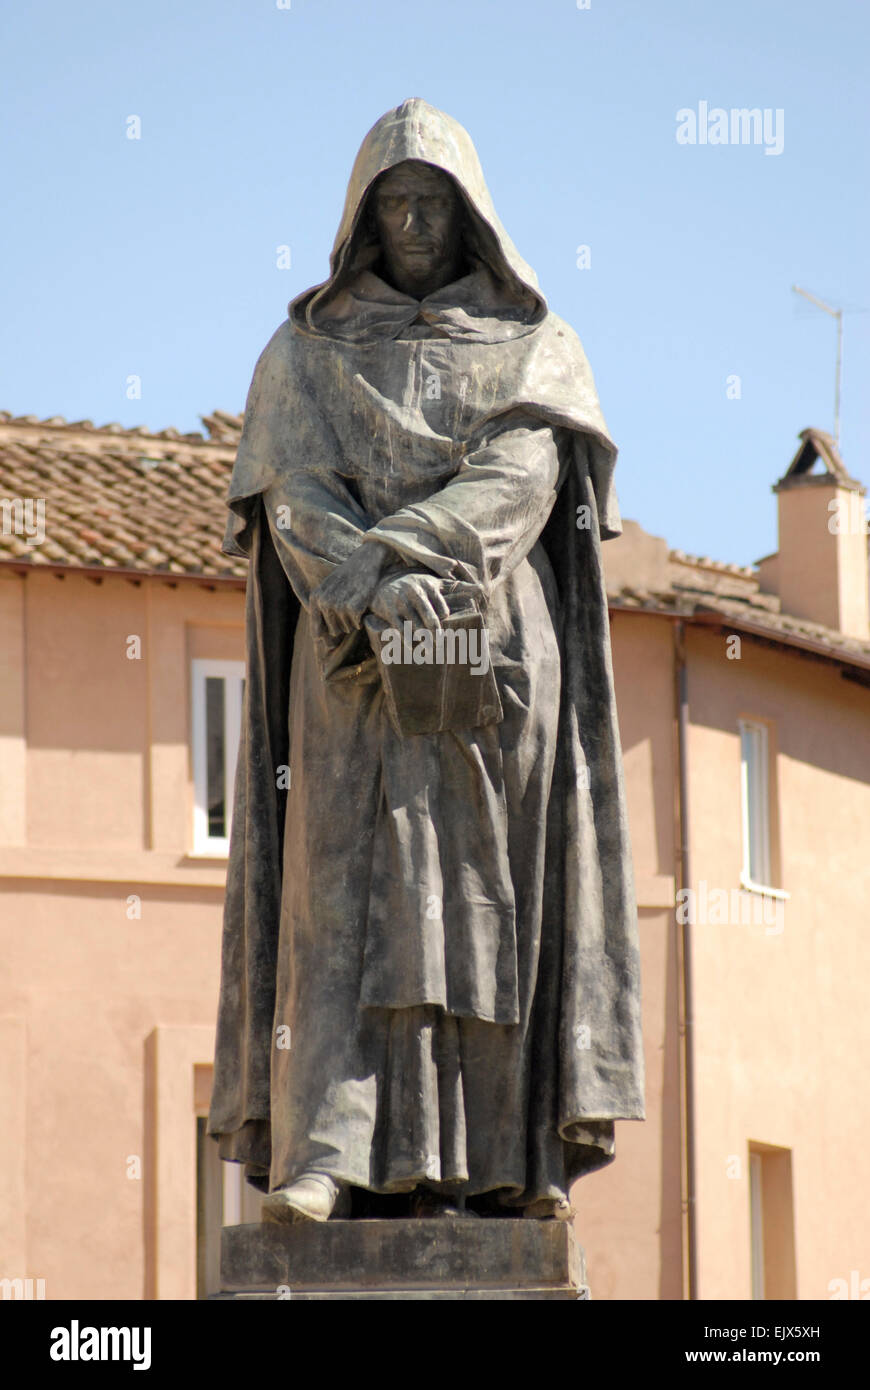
[290,98,547,337]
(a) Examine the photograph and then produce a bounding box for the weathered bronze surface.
[208,99,644,1224]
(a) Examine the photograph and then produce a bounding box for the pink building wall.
[1,561,868,1300]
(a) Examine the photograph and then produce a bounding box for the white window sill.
[740,873,789,901]
[187,845,230,862]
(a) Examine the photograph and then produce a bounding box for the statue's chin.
[397,267,453,298]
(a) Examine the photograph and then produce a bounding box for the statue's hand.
[368,574,450,631]
[310,542,391,637]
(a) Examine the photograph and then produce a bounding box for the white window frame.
[196,1114,264,1298]
[191,659,245,857]
[221,1161,264,1227]
[749,1150,765,1300]
[739,719,770,886]
[739,718,788,902]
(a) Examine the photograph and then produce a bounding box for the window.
[749,1151,765,1299]
[196,1118,264,1299]
[191,659,245,856]
[740,719,770,886]
[738,719,789,917]
[748,1143,796,1300]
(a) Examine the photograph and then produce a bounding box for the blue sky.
[2,0,867,565]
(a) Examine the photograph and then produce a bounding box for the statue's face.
[371,161,462,296]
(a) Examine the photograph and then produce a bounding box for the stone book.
[364,600,503,737]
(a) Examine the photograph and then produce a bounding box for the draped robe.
[207,98,645,1210]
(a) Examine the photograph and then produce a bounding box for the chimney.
[602,519,670,595]
[761,429,869,640]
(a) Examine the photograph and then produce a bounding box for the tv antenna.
[791,285,843,446]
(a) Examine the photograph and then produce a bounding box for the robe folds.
[207,98,644,1207]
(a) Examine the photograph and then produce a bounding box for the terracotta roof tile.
[5,408,869,671]
[611,552,870,668]
[0,410,246,580]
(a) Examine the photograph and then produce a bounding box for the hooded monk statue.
[207,99,645,1224]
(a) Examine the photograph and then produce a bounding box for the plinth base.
[215,1219,589,1300]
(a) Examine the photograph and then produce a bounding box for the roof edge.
[0,558,246,587]
[608,600,870,674]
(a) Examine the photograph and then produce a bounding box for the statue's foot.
[263,1173,350,1224]
[409,1190,479,1219]
[522,1194,573,1221]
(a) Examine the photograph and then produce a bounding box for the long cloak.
[207,99,644,1207]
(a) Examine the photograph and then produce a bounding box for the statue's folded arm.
[361,411,568,607]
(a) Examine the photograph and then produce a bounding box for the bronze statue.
[208,99,644,1223]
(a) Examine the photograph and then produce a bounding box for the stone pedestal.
[215,1219,590,1300]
